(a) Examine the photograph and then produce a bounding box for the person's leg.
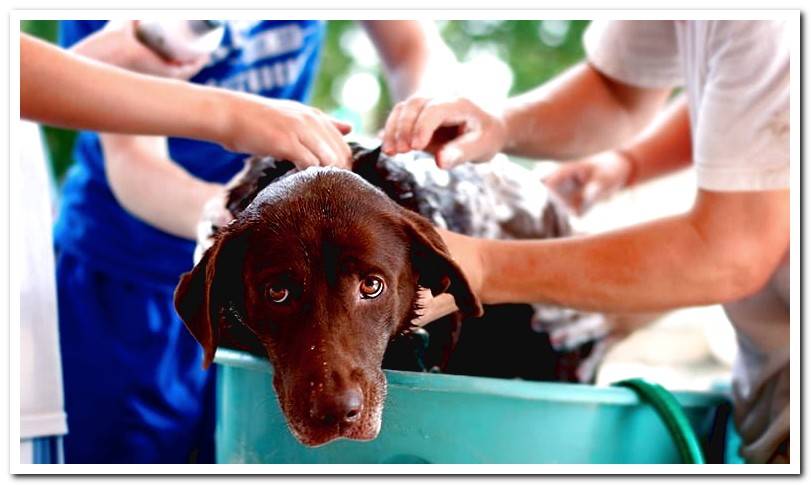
[57,252,214,463]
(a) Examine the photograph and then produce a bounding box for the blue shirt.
[55,20,326,287]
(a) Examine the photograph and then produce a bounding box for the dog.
[174,142,612,446]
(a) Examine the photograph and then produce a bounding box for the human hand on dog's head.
[431,228,486,304]
[193,187,234,264]
[217,95,354,169]
[381,96,507,169]
[410,227,487,327]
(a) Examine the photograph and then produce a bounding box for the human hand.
[411,228,486,327]
[194,186,234,263]
[218,93,353,169]
[542,150,633,215]
[72,20,208,79]
[381,96,507,169]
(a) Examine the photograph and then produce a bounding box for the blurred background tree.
[22,20,589,184]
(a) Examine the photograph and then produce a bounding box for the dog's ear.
[174,230,247,368]
[400,210,484,318]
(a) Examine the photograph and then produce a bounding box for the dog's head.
[174,167,482,446]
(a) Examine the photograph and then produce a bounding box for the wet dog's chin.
[275,373,387,448]
[287,413,383,447]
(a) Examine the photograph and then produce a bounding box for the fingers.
[543,152,631,215]
[382,96,502,170]
[330,118,353,135]
[382,103,404,154]
[390,99,447,154]
[316,116,352,168]
[180,54,211,76]
[543,164,590,215]
[288,110,351,169]
[114,20,209,79]
[165,54,210,79]
[580,181,603,214]
[297,131,341,168]
[228,95,354,168]
[386,101,448,154]
[393,97,430,153]
[382,97,432,154]
[409,103,461,152]
[283,138,321,169]
[435,130,481,169]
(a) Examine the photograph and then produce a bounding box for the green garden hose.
[613,378,706,464]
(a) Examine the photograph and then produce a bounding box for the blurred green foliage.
[22,19,588,184]
[312,20,589,130]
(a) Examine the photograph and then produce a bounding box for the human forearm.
[101,134,221,240]
[381,59,674,168]
[501,63,672,160]
[481,216,739,312]
[543,95,693,213]
[362,20,454,101]
[23,33,352,166]
[620,95,692,186]
[477,189,789,312]
[22,34,225,141]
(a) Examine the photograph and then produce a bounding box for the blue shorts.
[56,252,215,463]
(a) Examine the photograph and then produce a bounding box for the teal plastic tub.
[214,349,743,464]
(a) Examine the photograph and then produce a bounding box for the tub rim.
[214,348,731,409]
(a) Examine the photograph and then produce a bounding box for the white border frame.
[8,8,802,476]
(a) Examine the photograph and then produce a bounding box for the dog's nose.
[311,386,364,425]
[340,387,363,423]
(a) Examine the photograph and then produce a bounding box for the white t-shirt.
[584,20,790,463]
[19,121,68,440]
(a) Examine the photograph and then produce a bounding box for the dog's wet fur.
[174,143,610,447]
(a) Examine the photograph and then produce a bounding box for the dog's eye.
[359,276,385,299]
[266,286,289,304]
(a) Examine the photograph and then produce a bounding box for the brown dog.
[174,163,483,446]
[174,143,612,446]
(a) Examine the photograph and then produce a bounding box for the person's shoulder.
[583,20,682,89]
[586,20,677,41]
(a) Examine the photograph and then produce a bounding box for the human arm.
[361,20,449,102]
[101,135,221,240]
[30,18,351,240]
[439,188,788,314]
[364,20,467,155]
[362,20,426,100]
[21,32,352,165]
[382,62,672,167]
[492,21,790,311]
[544,95,692,214]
